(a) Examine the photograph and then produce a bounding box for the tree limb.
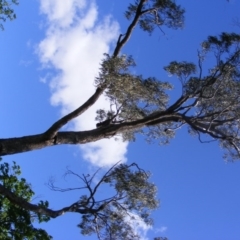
[113,0,147,57]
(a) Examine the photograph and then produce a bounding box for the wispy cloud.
[19,59,32,67]
[155,226,168,233]
[37,0,128,167]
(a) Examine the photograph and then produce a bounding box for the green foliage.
[0,158,52,240]
[96,53,174,143]
[125,0,185,33]
[95,31,240,160]
[202,32,240,52]
[77,163,159,240]
[171,32,240,160]
[0,0,18,29]
[164,61,197,91]
[164,61,196,78]
[95,109,116,123]
[195,33,240,160]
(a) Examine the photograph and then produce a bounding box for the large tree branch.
[1,93,239,157]
[0,111,182,156]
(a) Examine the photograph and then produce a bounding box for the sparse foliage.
[0,0,18,29]
[0,160,158,240]
[75,163,158,239]
[125,0,185,33]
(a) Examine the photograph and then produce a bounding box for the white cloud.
[39,0,87,28]
[82,138,128,166]
[156,226,168,233]
[37,0,128,167]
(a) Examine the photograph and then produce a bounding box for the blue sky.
[1,0,240,239]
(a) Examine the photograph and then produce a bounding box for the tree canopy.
[1,0,240,239]
[0,0,239,161]
[0,159,158,239]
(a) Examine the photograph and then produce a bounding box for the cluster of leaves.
[0,158,52,240]
[96,53,174,142]
[98,54,172,112]
[164,61,196,86]
[77,163,159,240]
[0,0,18,29]
[125,0,185,33]
[202,32,240,52]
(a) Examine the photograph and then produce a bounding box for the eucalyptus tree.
[0,0,185,155]
[1,0,240,161]
[0,159,158,240]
